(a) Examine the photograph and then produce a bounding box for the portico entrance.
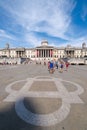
[16,48,25,58]
[65,49,75,58]
[36,49,53,58]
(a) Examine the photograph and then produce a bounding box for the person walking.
[59,61,64,73]
[55,60,58,69]
[49,60,54,74]
[65,61,70,71]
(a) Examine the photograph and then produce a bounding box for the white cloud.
[0,0,76,45]
[0,29,13,39]
[25,33,41,47]
[62,36,87,47]
[81,5,87,21]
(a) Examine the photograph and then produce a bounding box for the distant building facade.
[0,40,87,60]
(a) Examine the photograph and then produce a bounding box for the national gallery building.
[0,40,87,60]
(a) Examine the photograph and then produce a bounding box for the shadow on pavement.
[0,98,49,130]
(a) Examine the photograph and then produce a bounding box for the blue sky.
[0,0,87,48]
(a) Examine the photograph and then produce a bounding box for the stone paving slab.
[0,64,87,130]
[29,81,57,91]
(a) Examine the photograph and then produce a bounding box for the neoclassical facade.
[0,40,87,60]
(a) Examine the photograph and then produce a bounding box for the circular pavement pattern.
[3,76,84,126]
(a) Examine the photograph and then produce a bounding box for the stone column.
[40,50,42,57]
[37,50,38,57]
[38,50,39,57]
[39,50,41,57]
[38,50,40,57]
[44,50,45,57]
[22,51,24,56]
[48,50,49,57]
[42,50,43,57]
[45,50,46,57]
[43,50,44,57]
[18,51,19,57]
[36,50,37,57]
[50,50,51,57]
[17,52,18,57]
[47,50,48,57]
[41,50,42,57]
[51,50,53,57]
[21,51,22,57]
[16,51,18,57]
[46,50,47,57]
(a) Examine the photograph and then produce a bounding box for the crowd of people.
[35,58,70,74]
[0,57,70,73]
[47,59,70,74]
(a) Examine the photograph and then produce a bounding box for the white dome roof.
[41,40,48,46]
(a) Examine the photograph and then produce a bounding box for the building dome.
[41,40,48,46]
[67,44,71,48]
[82,43,86,48]
[5,43,10,49]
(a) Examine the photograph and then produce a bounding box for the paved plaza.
[0,63,87,130]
